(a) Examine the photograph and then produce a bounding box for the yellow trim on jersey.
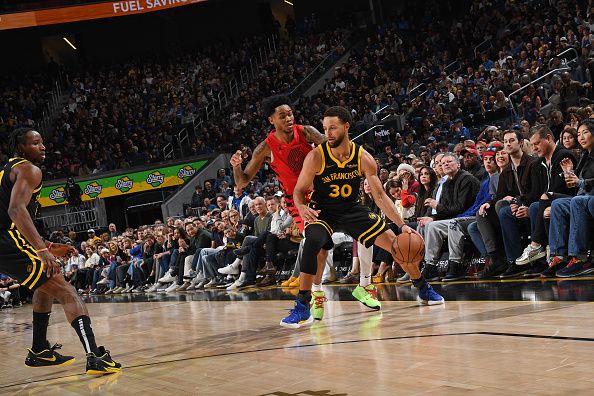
[11,159,29,168]
[316,219,334,234]
[358,215,382,243]
[8,229,39,287]
[15,229,38,257]
[326,142,356,168]
[315,144,325,175]
[357,145,363,175]
[14,229,43,287]
[305,220,333,237]
[33,184,43,193]
[362,223,386,246]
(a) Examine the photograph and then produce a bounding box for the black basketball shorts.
[305,203,387,248]
[0,228,47,290]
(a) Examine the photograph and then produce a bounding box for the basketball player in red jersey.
[232,96,325,231]
[230,95,332,292]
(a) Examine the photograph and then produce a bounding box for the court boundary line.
[3,330,594,390]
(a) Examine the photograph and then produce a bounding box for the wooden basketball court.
[2,279,594,395]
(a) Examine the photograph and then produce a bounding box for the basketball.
[392,231,425,265]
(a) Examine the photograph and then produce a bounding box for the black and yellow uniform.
[307,142,387,248]
[0,157,47,290]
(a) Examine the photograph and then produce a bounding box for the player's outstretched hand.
[230,150,243,168]
[49,243,76,258]
[39,250,60,278]
[298,204,320,223]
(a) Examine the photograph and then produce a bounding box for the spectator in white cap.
[396,163,420,194]
[86,229,101,247]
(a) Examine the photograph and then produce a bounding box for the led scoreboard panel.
[0,0,207,30]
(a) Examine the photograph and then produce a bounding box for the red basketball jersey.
[264,124,313,196]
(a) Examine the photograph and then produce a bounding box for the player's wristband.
[396,223,406,233]
[36,248,49,253]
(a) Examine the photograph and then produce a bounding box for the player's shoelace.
[312,294,327,309]
[365,286,378,300]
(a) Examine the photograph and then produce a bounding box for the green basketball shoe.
[352,284,381,310]
[310,291,327,321]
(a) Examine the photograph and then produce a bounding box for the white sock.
[360,274,371,287]
[238,272,246,282]
[231,258,241,268]
[312,283,322,292]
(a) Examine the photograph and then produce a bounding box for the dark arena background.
[1,0,594,394]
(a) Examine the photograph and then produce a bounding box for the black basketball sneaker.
[25,342,76,368]
[86,346,121,375]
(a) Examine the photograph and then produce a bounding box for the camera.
[510,197,522,206]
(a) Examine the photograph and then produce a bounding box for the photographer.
[64,177,83,207]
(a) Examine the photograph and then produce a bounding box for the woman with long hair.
[560,127,582,161]
[412,166,438,224]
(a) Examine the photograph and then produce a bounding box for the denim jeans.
[158,254,171,276]
[108,262,117,289]
[498,204,530,261]
[467,221,487,257]
[550,196,594,258]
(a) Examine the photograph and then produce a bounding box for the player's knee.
[304,225,330,248]
[301,225,330,275]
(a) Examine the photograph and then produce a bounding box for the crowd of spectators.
[4,0,594,182]
[0,28,345,180]
[3,0,594,305]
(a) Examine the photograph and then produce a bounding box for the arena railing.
[474,37,493,59]
[547,47,579,70]
[187,35,279,147]
[287,38,347,101]
[508,66,572,121]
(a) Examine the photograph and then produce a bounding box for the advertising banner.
[0,0,207,31]
[39,159,207,207]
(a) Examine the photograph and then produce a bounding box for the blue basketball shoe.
[280,299,313,328]
[416,283,445,306]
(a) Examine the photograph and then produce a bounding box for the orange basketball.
[391,231,425,265]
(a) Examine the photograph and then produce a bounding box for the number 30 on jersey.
[328,184,352,198]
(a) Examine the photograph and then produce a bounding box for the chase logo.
[146,171,165,187]
[177,165,195,180]
[115,176,134,193]
[84,182,103,198]
[49,187,66,203]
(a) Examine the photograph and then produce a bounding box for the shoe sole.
[87,367,121,375]
[279,316,314,328]
[556,267,594,278]
[25,358,76,368]
[353,293,382,310]
[516,250,547,266]
[416,296,445,306]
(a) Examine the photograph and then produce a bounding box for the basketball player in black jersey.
[280,107,444,328]
[0,127,120,374]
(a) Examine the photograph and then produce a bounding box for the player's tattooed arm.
[303,125,327,145]
[231,140,271,189]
